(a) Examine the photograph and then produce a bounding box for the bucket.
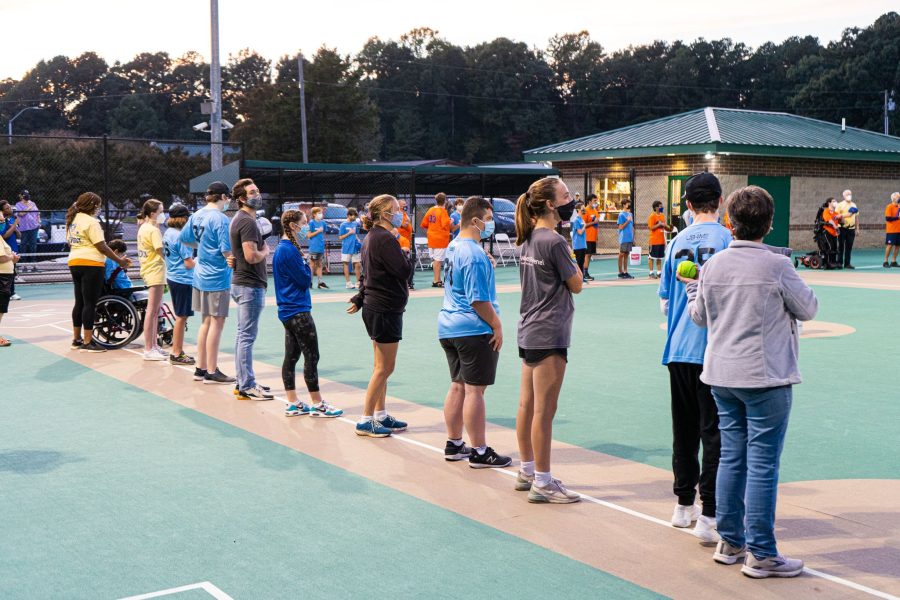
[629,246,642,266]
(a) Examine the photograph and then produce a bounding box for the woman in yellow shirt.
[137,199,168,361]
[0,233,18,347]
[67,192,132,352]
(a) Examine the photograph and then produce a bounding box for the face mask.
[156,212,166,224]
[245,194,263,209]
[390,212,404,228]
[296,224,309,242]
[477,219,495,240]
[556,199,576,222]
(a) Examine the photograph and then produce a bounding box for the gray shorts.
[192,288,230,317]
[620,242,634,254]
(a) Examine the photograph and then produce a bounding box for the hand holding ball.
[677,260,698,280]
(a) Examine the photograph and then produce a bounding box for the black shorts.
[586,241,597,254]
[650,244,665,259]
[518,347,568,365]
[362,308,403,343]
[0,274,11,313]
[440,334,499,386]
[167,280,194,318]
[887,233,900,246]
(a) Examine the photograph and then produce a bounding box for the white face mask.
[156,212,166,224]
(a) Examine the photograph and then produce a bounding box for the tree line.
[1,12,897,166]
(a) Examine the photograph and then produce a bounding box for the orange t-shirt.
[885,203,900,234]
[421,205,451,248]
[584,207,600,242]
[647,213,667,246]
[822,208,839,237]
[398,212,412,250]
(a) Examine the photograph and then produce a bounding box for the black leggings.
[282,312,320,392]
[574,249,586,274]
[70,265,105,330]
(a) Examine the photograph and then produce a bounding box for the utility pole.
[298,53,309,163]
[886,90,890,135]
[209,0,223,170]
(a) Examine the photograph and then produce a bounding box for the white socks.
[475,446,487,455]
[535,471,552,488]
[520,461,535,476]
[358,415,373,424]
[374,409,387,421]
[449,438,464,446]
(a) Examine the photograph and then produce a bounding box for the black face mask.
[556,200,576,222]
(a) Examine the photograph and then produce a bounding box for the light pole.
[7,106,43,144]
[209,0,223,170]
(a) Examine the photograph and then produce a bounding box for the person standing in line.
[227,178,272,400]
[275,209,343,418]
[307,206,328,289]
[884,192,900,268]
[347,194,412,438]
[180,182,235,385]
[136,199,168,361]
[163,203,196,365]
[647,200,671,279]
[14,191,39,272]
[820,198,841,269]
[583,194,600,281]
[658,173,733,543]
[836,189,858,269]
[682,185,817,579]
[397,199,415,290]
[616,199,635,279]
[66,192,131,353]
[513,177,583,504]
[570,202,589,283]
[420,192,451,288]
[0,201,20,300]
[439,196,512,468]
[0,227,18,347]
[450,197,464,240]
[339,208,362,289]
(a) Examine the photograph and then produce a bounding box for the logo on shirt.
[521,256,545,266]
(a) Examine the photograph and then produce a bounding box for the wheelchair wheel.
[808,255,822,270]
[157,321,174,348]
[93,295,142,349]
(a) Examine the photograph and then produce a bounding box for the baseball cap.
[168,203,190,218]
[19,189,29,199]
[206,181,231,197]
[682,172,722,202]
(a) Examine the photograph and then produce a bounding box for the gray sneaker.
[713,539,747,565]
[742,554,804,579]
[527,478,580,504]
[515,471,534,491]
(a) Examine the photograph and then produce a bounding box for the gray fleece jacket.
[685,241,818,388]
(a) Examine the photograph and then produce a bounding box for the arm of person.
[658,252,672,315]
[683,278,707,328]
[241,240,268,264]
[472,301,502,351]
[217,218,232,259]
[287,250,312,290]
[348,271,365,313]
[308,225,323,238]
[382,235,413,281]
[1,224,15,240]
[779,260,818,321]
[179,219,198,248]
[420,212,430,229]
[576,226,586,235]
[94,241,130,267]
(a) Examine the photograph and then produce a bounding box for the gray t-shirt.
[230,209,267,288]
[517,227,579,349]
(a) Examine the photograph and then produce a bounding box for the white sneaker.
[143,348,167,361]
[671,503,700,527]
[713,539,747,565]
[345,281,355,289]
[742,554,804,578]
[693,515,720,544]
[239,385,275,400]
[527,478,581,504]
[10,294,21,301]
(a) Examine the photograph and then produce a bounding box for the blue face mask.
[390,212,404,228]
[296,224,309,242]
[478,219,495,240]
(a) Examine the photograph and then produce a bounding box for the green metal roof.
[523,108,900,163]
[243,160,556,176]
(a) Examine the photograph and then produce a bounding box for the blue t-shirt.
[273,239,312,322]
[450,212,462,240]
[438,238,500,339]
[104,258,132,289]
[0,216,18,252]
[308,219,326,253]
[163,227,194,286]
[571,216,587,250]
[617,211,634,244]
[339,220,361,255]
[180,206,232,292]
[659,221,733,365]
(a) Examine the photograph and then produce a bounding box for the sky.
[0,0,896,80]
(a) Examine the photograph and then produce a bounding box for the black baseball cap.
[168,203,190,218]
[682,172,722,202]
[206,181,231,197]
[19,189,29,198]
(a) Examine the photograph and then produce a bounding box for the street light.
[7,106,43,144]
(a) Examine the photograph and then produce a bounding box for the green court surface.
[0,341,662,600]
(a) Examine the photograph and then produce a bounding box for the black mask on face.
[556,200,576,222]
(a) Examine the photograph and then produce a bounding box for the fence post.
[583,171,589,199]
[103,135,111,238]
[410,169,417,269]
[239,141,245,169]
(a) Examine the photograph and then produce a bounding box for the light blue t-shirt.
[104,258,132,289]
[438,238,499,339]
[163,227,194,286]
[450,212,462,240]
[180,206,232,292]
[571,216,587,250]
[659,221,733,365]
[339,220,361,255]
[617,211,634,244]
[308,219,326,253]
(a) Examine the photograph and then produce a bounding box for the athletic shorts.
[192,288,230,317]
[586,241,597,254]
[440,334,499,386]
[362,308,403,343]
[429,247,447,262]
[308,252,324,261]
[620,242,634,254]
[518,347,568,365]
[887,233,900,245]
[650,244,665,259]
[0,274,11,313]
[341,253,361,264]
[168,279,194,318]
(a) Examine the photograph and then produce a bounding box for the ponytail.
[281,209,306,257]
[362,194,396,230]
[66,192,102,230]
[515,177,560,245]
[139,198,163,221]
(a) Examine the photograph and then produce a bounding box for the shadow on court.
[0,450,85,474]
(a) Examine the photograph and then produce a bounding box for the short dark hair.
[588,194,598,201]
[108,239,128,254]
[347,207,358,218]
[232,178,255,200]
[575,201,584,211]
[652,200,662,210]
[435,192,446,206]
[461,196,492,225]
[727,186,774,241]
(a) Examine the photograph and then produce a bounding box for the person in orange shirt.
[647,200,672,278]
[883,192,900,268]
[420,192,451,287]
[820,198,841,269]
[583,194,601,281]
[396,199,415,289]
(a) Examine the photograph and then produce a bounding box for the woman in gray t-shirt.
[513,177,583,505]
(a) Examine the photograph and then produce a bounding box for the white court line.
[118,580,234,600]
[47,323,899,600]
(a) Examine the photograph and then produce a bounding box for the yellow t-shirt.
[836,200,857,229]
[0,235,14,275]
[67,212,106,266]
[137,223,166,286]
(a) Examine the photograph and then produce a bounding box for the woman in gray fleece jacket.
[682,185,818,579]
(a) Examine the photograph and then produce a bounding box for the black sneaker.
[80,341,107,353]
[468,447,512,469]
[444,440,472,462]
[70,338,84,350]
[193,368,208,381]
[317,281,329,289]
[892,262,900,268]
[884,262,890,268]
[617,273,625,278]
[585,274,595,281]
[169,352,196,365]
[204,368,236,385]
[844,265,855,270]
[622,273,634,280]
[431,281,444,288]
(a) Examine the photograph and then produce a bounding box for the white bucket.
[629,246,642,266]
[51,224,67,243]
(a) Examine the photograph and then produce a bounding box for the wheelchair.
[91,278,178,350]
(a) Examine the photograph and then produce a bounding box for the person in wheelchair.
[104,240,148,301]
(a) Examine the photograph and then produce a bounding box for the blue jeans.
[231,284,266,391]
[712,385,792,559]
[20,228,38,263]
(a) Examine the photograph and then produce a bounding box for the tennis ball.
[677,260,698,280]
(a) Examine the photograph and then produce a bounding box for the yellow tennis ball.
[677,260,698,279]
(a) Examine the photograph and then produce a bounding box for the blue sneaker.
[355,420,392,438]
[310,402,343,418]
[285,403,313,417]
[379,414,407,432]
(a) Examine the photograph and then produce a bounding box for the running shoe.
[193,368,208,381]
[70,338,84,350]
[79,341,107,353]
[233,383,270,396]
[468,447,512,469]
[204,369,236,385]
[237,385,274,400]
[309,402,343,418]
[431,281,443,288]
[10,294,21,301]
[169,352,196,365]
[285,403,313,417]
[444,441,472,461]
[693,515,720,545]
[345,281,355,289]
[317,281,329,289]
[671,504,700,528]
[585,274,595,281]
[892,262,900,268]
[515,471,535,491]
[713,539,747,565]
[741,554,804,579]
[527,479,580,504]
[622,273,635,280]
[143,348,168,361]
[378,414,407,432]
[355,420,392,437]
